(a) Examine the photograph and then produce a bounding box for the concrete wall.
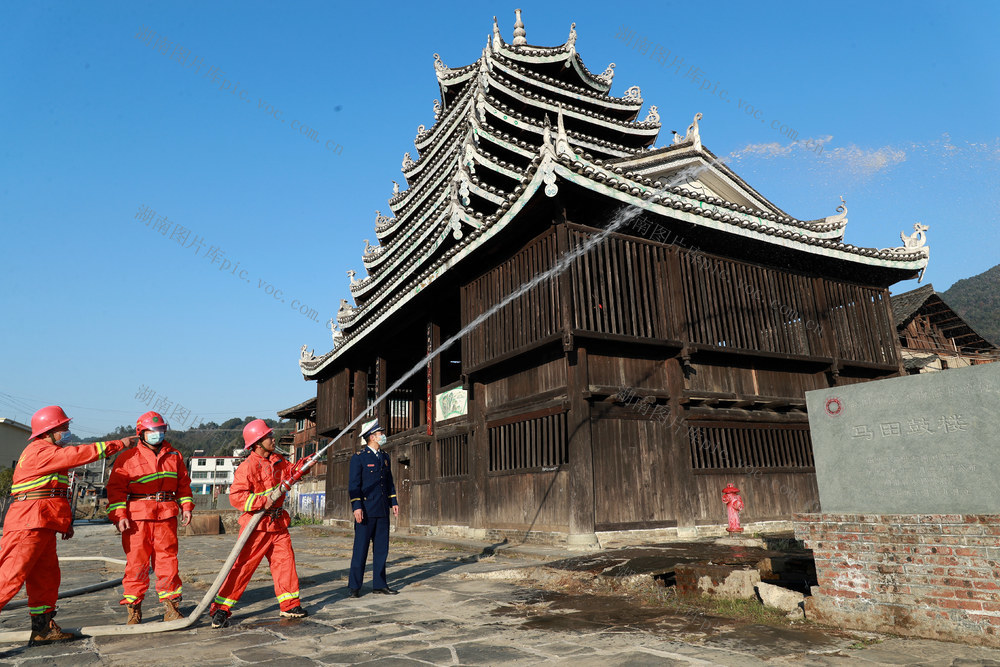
[795,512,1000,647]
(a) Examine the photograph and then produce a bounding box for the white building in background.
[188,450,244,495]
[0,418,30,470]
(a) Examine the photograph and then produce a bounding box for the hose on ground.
[0,512,265,643]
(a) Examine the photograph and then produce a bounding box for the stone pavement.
[1,524,999,666]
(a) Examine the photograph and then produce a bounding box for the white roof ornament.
[901,223,929,250]
[375,210,392,228]
[391,180,400,196]
[825,196,848,226]
[449,181,465,239]
[492,16,502,49]
[462,135,477,177]
[347,269,359,285]
[401,152,416,171]
[541,114,554,155]
[672,112,703,151]
[555,105,572,157]
[542,160,558,198]
[564,23,577,66]
[414,124,428,145]
[512,9,527,46]
[645,105,660,124]
[433,53,447,73]
[299,344,316,362]
[623,86,642,102]
[337,298,356,322]
[596,63,615,85]
[432,99,441,120]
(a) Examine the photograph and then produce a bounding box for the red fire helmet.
[243,419,273,449]
[136,411,169,436]
[29,405,72,440]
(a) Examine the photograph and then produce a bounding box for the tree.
[0,467,13,495]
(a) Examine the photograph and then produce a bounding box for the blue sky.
[1,1,997,438]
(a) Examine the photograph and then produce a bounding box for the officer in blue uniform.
[347,420,399,597]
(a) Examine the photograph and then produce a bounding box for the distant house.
[277,397,327,518]
[891,284,999,373]
[0,418,30,470]
[188,450,244,495]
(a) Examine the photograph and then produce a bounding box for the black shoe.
[211,609,230,628]
[348,588,360,598]
[280,606,308,619]
[372,587,399,595]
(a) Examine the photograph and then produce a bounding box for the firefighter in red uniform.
[0,406,136,643]
[106,411,195,624]
[209,419,307,627]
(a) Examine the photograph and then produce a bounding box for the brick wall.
[794,513,1000,647]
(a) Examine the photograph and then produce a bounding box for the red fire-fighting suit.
[209,449,301,616]
[0,439,126,616]
[106,442,194,606]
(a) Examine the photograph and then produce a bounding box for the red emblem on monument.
[824,397,843,417]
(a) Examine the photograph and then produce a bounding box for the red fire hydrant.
[722,483,744,533]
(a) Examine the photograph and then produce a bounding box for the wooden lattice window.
[488,410,568,473]
[438,433,469,478]
[688,422,814,471]
[411,441,432,482]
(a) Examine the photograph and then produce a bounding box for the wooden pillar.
[566,345,597,546]
[376,356,388,431]
[351,367,368,444]
[429,322,441,524]
[810,276,836,361]
[554,217,574,351]
[664,247,686,341]
[468,380,488,536]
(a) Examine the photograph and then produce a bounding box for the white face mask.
[143,430,165,445]
[377,434,387,447]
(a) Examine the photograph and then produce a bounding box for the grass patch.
[560,573,792,629]
[699,596,788,624]
[290,515,324,527]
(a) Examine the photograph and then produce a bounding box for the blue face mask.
[377,434,387,447]
[143,430,165,445]
[57,431,73,444]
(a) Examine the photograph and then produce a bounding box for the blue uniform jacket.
[349,446,397,518]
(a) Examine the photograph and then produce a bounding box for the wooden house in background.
[297,13,930,544]
[891,284,998,373]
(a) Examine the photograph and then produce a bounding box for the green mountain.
[77,416,291,458]
[942,263,1000,347]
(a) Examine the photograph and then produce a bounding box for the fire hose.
[0,451,320,643]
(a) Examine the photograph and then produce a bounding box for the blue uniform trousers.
[348,514,390,590]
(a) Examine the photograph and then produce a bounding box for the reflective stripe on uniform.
[214,595,238,607]
[158,586,182,599]
[178,496,193,505]
[11,473,69,494]
[132,471,178,484]
[28,605,51,615]
[244,485,279,512]
[107,502,126,512]
[277,591,300,603]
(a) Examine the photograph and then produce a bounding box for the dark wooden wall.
[320,216,903,534]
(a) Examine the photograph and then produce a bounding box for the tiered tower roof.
[300,12,929,377]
